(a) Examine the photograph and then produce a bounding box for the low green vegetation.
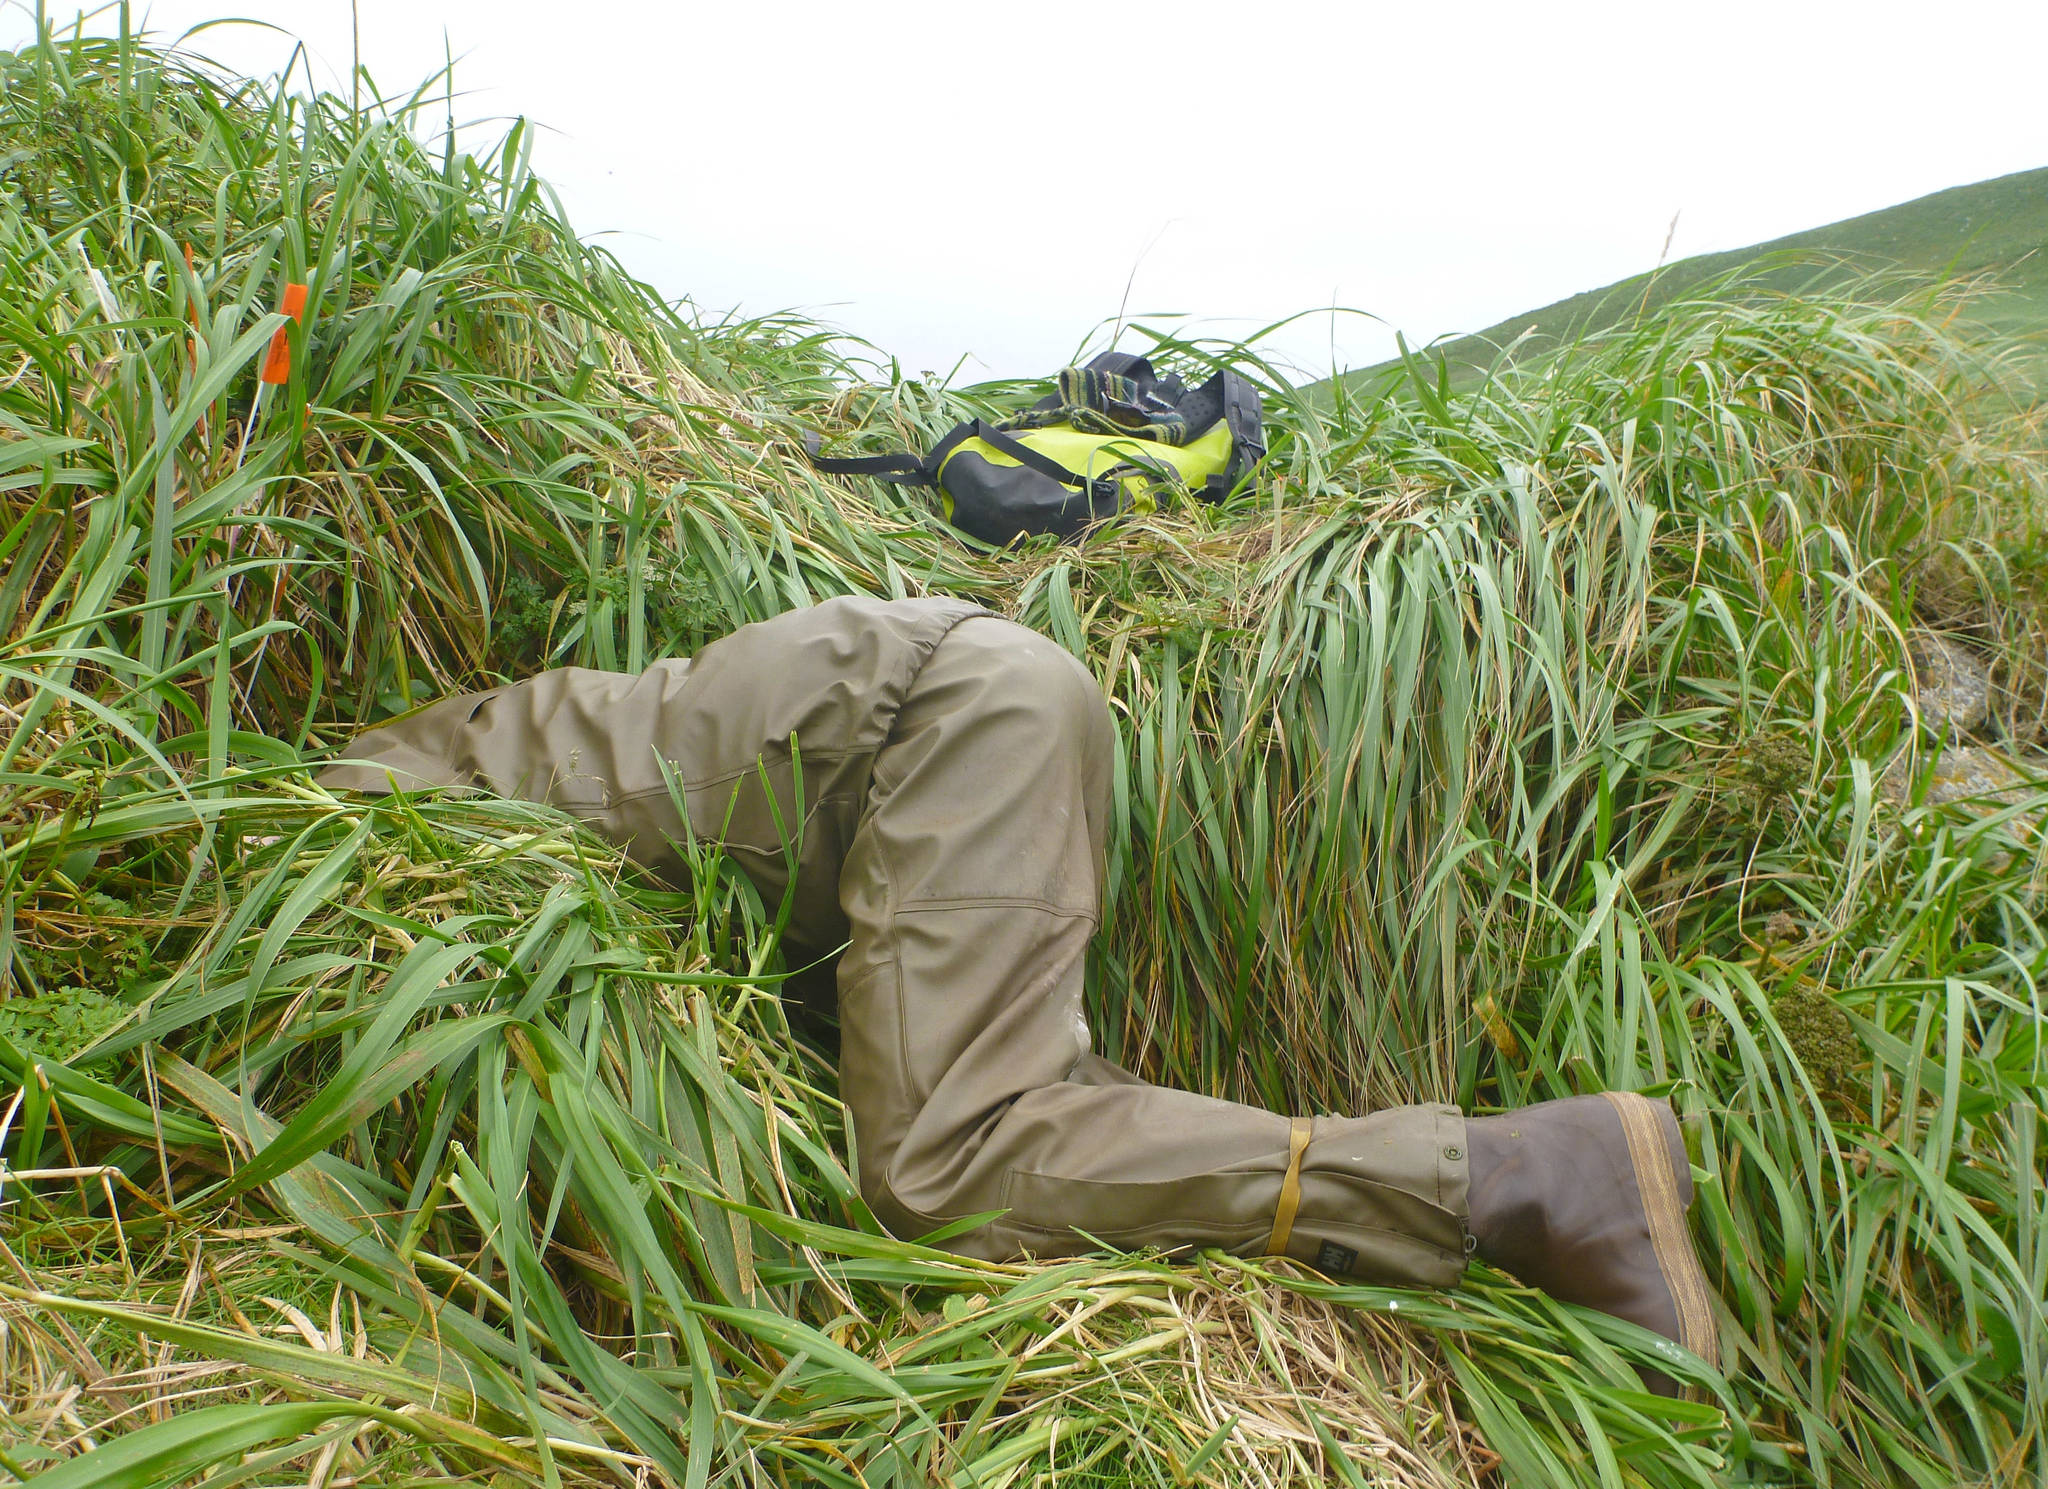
[2,14,2045,1489]
[1340,165,2048,396]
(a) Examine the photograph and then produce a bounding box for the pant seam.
[858,701,920,1112]
[865,609,1039,1113]
[895,896,1099,922]
[1436,1108,1446,1211]
[994,1212,1466,1261]
[870,833,920,1108]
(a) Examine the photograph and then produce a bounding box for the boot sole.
[1602,1091,1720,1376]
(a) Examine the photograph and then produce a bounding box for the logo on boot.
[1314,1240,1358,1275]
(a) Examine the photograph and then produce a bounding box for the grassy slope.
[1339,166,2048,393]
[1,19,2046,1489]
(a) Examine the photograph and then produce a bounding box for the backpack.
[805,351,1266,545]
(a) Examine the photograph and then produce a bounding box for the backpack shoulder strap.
[1081,350,1187,405]
[802,428,935,485]
[806,422,1109,500]
[955,421,1116,501]
[1195,369,1267,502]
[1083,350,1155,380]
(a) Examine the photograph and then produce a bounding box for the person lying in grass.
[322,596,1720,1394]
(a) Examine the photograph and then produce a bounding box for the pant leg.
[838,617,1473,1287]
[317,596,987,958]
[321,598,1474,1284]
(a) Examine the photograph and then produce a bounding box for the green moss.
[643,554,725,647]
[1713,729,1814,833]
[1738,732,1809,802]
[489,553,724,671]
[1771,985,1861,1092]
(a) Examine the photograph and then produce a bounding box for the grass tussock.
[1,12,2046,1488]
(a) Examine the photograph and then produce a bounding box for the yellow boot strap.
[1266,1117,1314,1257]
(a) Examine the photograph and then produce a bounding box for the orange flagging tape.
[259,281,309,385]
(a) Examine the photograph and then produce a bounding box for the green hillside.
[1343,166,2048,392]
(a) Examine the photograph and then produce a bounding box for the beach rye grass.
[0,11,2044,1487]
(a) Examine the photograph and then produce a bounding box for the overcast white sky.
[9,1,2048,382]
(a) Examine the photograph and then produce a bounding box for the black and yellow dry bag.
[805,351,1265,545]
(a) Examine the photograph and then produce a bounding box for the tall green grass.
[1,12,2044,1487]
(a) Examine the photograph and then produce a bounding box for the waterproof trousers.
[320,597,1473,1284]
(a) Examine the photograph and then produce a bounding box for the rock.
[1883,745,2025,806]
[1909,632,1992,739]
[1924,747,2025,805]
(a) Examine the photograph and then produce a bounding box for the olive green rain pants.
[319,596,1472,1284]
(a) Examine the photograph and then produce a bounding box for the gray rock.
[1924,747,2025,805]
[1909,632,1992,739]
[1883,745,2026,806]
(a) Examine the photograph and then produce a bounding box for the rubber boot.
[1465,1092,1720,1396]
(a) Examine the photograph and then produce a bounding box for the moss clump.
[1763,909,1802,944]
[1708,729,1817,837]
[14,888,158,998]
[1772,985,1861,1092]
[1737,731,1810,807]
[489,555,725,671]
[642,555,725,647]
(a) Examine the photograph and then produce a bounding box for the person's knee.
[857,1150,941,1247]
[970,623,1106,748]
[858,1163,911,1235]
[847,1093,980,1246]
[860,1149,1011,1263]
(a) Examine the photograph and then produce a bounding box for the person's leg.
[834,615,1719,1393]
[834,616,1471,1285]
[322,598,1717,1385]
[317,594,990,960]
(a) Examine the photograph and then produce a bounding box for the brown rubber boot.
[1465,1092,1720,1396]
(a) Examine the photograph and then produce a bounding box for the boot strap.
[1265,1117,1314,1257]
